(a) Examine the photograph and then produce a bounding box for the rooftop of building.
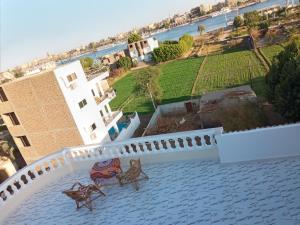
[0,61,108,87]
[4,156,300,225]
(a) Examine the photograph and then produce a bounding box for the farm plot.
[159,57,204,104]
[193,50,267,96]
[261,45,284,63]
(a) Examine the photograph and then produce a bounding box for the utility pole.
[147,83,157,110]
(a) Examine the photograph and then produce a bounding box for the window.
[78,99,87,108]
[17,136,30,147]
[0,87,8,102]
[91,89,95,96]
[91,123,96,131]
[4,112,20,126]
[104,105,109,114]
[67,73,77,82]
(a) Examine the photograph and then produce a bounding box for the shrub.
[233,16,244,29]
[152,44,183,62]
[117,57,132,71]
[152,34,193,63]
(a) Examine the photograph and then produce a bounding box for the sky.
[0,0,220,71]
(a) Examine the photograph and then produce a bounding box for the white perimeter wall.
[216,123,300,163]
[116,112,140,141]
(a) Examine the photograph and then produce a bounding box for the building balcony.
[94,89,116,106]
[86,69,109,82]
[103,111,123,128]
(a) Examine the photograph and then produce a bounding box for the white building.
[127,37,159,63]
[0,60,140,163]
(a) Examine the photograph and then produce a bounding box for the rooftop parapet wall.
[0,127,222,220]
[216,123,300,163]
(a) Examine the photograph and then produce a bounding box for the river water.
[62,0,298,63]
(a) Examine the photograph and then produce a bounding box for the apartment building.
[127,37,159,63]
[0,61,135,164]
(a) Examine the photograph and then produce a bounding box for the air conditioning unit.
[69,82,78,90]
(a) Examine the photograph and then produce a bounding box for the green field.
[193,50,267,96]
[110,73,136,111]
[261,45,284,63]
[110,49,270,114]
[110,57,204,114]
[159,57,204,104]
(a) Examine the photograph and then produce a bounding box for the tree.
[198,24,206,36]
[179,34,194,53]
[244,11,261,28]
[80,57,94,70]
[135,67,161,103]
[233,16,244,29]
[116,57,132,71]
[266,40,300,122]
[12,68,24,78]
[0,141,14,160]
[128,33,142,44]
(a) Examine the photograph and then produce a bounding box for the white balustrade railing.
[0,127,222,208]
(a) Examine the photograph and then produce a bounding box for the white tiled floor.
[4,157,300,225]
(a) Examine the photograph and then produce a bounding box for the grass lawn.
[159,57,204,104]
[193,50,267,97]
[261,45,284,63]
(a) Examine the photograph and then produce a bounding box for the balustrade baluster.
[165,139,172,150]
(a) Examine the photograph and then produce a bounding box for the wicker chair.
[116,159,148,191]
[63,182,105,211]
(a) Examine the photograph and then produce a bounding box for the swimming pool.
[108,122,128,137]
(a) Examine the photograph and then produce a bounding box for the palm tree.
[198,25,206,36]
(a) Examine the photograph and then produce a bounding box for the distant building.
[200,4,212,13]
[24,61,57,76]
[127,37,159,63]
[101,51,126,69]
[225,0,238,7]
[173,15,187,25]
[0,61,139,163]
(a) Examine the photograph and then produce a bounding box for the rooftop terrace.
[1,124,300,224]
[4,157,300,225]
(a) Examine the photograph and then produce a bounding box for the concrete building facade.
[127,37,159,62]
[0,61,127,164]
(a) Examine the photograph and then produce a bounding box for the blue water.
[62,0,298,64]
[108,122,128,136]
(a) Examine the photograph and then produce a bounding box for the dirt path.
[190,54,208,99]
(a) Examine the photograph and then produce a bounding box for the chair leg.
[141,170,149,180]
[76,201,80,210]
[132,179,139,191]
